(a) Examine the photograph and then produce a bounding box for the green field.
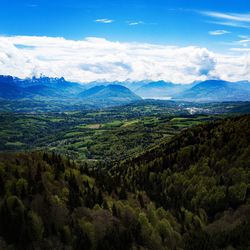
[0,101,231,162]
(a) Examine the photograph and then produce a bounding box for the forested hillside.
[0,115,249,249]
[113,115,250,248]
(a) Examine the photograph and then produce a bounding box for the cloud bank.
[0,35,249,83]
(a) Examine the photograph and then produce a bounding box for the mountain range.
[133,80,192,99]
[0,75,86,99]
[0,75,141,106]
[85,79,250,102]
[1,75,250,104]
[174,80,250,102]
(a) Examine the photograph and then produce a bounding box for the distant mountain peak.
[0,75,85,99]
[134,80,189,99]
[78,84,141,104]
[174,79,250,102]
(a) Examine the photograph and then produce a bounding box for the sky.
[0,0,250,83]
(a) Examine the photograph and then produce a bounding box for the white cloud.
[209,21,250,29]
[202,11,250,23]
[95,19,113,23]
[238,35,249,39]
[209,30,230,36]
[230,36,250,51]
[0,35,250,83]
[201,11,250,29]
[127,21,144,26]
[230,48,250,52]
[237,38,250,47]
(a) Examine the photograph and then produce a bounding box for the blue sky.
[1,0,250,51]
[0,0,250,83]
